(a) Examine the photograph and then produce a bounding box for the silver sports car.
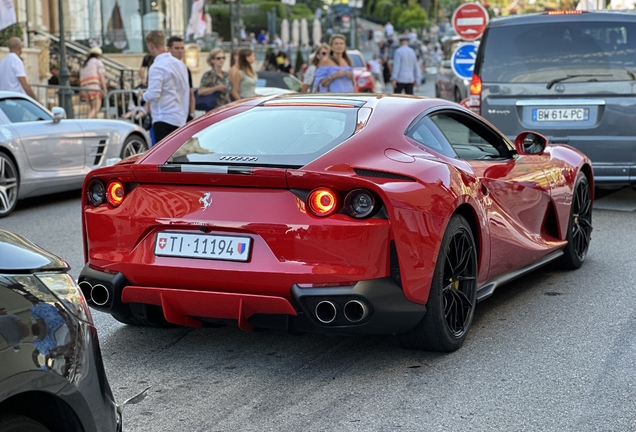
[0,91,150,217]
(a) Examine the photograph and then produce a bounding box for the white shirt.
[0,53,26,94]
[385,23,394,37]
[142,52,189,127]
[367,59,381,75]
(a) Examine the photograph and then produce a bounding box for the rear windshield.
[168,106,358,167]
[481,21,636,83]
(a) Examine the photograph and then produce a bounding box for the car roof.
[489,10,636,28]
[0,91,30,99]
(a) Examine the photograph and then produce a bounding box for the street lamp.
[350,0,363,50]
[57,0,74,118]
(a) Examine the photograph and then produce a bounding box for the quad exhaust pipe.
[343,300,369,323]
[79,281,111,306]
[314,299,370,325]
[315,301,337,324]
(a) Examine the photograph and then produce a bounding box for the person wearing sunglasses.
[315,35,355,93]
[301,44,330,93]
[197,48,230,110]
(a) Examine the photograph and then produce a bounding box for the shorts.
[81,90,103,101]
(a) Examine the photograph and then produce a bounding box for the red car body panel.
[80,94,592,331]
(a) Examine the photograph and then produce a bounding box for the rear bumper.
[79,265,426,335]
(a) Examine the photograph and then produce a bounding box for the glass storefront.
[24,0,189,53]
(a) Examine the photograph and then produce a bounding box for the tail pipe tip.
[315,301,337,324]
[343,300,369,323]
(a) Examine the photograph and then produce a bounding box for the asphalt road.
[2,187,636,431]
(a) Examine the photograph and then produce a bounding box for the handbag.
[194,89,219,112]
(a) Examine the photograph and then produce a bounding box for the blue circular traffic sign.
[451,43,479,80]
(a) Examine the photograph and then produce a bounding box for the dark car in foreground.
[470,11,636,187]
[0,230,120,431]
[79,94,592,352]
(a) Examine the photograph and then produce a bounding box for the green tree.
[0,23,23,47]
[398,3,429,29]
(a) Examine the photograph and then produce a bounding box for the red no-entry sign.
[452,3,489,41]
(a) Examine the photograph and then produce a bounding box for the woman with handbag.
[196,48,229,112]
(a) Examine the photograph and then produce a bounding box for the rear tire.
[398,215,478,352]
[0,414,51,432]
[559,171,592,270]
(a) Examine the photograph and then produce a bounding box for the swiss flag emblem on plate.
[158,238,167,249]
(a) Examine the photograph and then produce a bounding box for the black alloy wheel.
[399,215,478,352]
[560,172,592,269]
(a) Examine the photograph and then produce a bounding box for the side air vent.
[92,139,107,166]
[354,168,416,182]
[390,240,402,288]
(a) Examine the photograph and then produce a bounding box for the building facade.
[14,0,192,52]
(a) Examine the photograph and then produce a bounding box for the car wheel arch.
[452,202,483,268]
[0,391,86,432]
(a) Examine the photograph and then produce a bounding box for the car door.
[426,110,553,279]
[0,98,85,172]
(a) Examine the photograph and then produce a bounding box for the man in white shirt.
[139,31,190,144]
[384,22,394,39]
[0,37,38,101]
[167,36,195,122]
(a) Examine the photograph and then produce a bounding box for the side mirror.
[515,131,547,156]
[51,107,66,123]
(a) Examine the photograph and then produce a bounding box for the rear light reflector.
[297,281,358,288]
[344,189,375,218]
[469,74,482,115]
[307,188,338,217]
[87,180,105,206]
[106,181,125,207]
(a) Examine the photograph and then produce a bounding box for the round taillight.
[106,181,125,207]
[87,180,105,206]
[307,188,337,217]
[345,189,375,218]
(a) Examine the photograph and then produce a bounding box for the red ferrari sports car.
[79,94,593,352]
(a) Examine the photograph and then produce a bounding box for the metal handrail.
[30,29,138,89]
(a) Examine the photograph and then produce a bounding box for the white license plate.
[532,108,589,122]
[154,232,252,262]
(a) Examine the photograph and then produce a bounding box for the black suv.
[470,11,636,187]
[0,230,121,432]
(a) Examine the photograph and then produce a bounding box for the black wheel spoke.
[441,228,477,337]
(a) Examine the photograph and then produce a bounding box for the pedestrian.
[381,56,391,91]
[197,48,229,111]
[314,34,355,93]
[229,49,257,101]
[79,47,107,118]
[273,34,283,49]
[384,21,394,39]
[276,52,293,74]
[367,54,383,87]
[0,37,38,102]
[167,36,195,122]
[391,34,419,95]
[262,52,278,71]
[138,53,153,87]
[138,30,190,144]
[257,30,267,44]
[301,44,329,93]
